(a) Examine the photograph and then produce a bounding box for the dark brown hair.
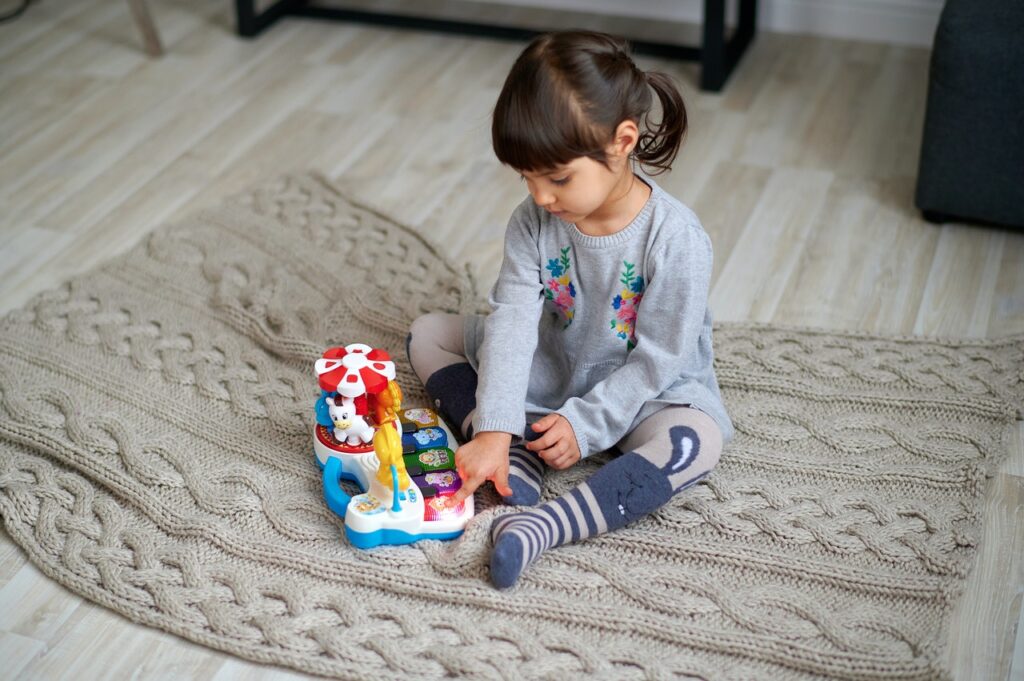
[492,31,687,175]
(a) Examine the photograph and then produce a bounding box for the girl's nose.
[532,189,555,207]
[524,177,554,207]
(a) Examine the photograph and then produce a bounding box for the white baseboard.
[472,0,943,46]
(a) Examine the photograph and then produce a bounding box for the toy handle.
[322,457,351,517]
[314,391,334,427]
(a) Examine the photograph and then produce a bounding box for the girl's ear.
[609,119,640,159]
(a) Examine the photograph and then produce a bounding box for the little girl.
[408,30,733,588]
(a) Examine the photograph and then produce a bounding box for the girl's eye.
[551,176,570,186]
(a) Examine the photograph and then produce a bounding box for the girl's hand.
[526,414,581,469]
[447,431,514,507]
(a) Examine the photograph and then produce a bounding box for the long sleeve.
[472,203,545,436]
[556,224,713,457]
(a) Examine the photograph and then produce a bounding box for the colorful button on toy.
[412,470,462,498]
[402,426,448,452]
[400,408,439,429]
[402,447,454,475]
[424,493,464,521]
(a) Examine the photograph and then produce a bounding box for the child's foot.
[502,445,544,506]
[489,511,552,588]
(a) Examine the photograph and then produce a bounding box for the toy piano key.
[402,447,455,474]
[401,426,449,453]
[399,407,439,429]
[312,344,472,549]
[424,493,465,521]
[412,470,462,498]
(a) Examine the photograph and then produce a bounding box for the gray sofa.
[914,0,1024,229]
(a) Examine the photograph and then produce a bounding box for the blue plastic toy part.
[345,526,464,549]
[322,456,353,517]
[315,391,333,428]
[390,465,402,512]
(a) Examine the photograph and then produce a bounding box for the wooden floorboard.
[0,1,1021,679]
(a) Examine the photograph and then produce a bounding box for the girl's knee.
[409,312,448,345]
[667,424,719,471]
[695,420,724,472]
[410,312,462,348]
[624,409,723,492]
[662,424,720,493]
[407,313,466,379]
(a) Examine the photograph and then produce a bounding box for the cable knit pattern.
[1,173,1022,680]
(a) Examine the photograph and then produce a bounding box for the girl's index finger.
[446,477,479,507]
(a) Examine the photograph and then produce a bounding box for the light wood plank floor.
[1,1,1022,679]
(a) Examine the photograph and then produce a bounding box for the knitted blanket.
[1,173,1021,680]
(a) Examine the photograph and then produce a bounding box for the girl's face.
[517,120,640,230]
[518,156,624,224]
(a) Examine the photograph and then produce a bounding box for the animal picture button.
[423,493,463,521]
[413,470,461,495]
[402,447,453,473]
[402,427,448,452]
[400,408,439,429]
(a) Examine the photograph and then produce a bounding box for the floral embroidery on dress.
[611,260,644,349]
[544,246,576,328]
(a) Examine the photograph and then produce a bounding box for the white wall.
[471,0,944,46]
[756,0,942,46]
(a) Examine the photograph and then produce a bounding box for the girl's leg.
[488,406,723,588]
[408,312,477,439]
[505,437,545,506]
[407,313,544,505]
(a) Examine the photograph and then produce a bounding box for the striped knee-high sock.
[503,444,545,506]
[489,426,709,589]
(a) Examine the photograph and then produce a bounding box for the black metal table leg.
[236,0,304,37]
[701,0,758,91]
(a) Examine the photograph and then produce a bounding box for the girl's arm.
[555,223,714,458]
[446,203,544,508]
[473,202,545,438]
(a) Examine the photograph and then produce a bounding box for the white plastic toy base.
[313,415,473,549]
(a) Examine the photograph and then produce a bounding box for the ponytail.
[635,71,688,175]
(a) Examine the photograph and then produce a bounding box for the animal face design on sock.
[605,458,674,523]
[326,396,375,446]
[591,426,702,525]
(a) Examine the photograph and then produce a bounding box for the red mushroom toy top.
[315,343,396,398]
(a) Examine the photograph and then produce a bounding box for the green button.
[402,447,454,472]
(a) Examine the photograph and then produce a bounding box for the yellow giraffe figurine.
[373,422,410,491]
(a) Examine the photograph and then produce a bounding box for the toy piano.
[312,343,474,548]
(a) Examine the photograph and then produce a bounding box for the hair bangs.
[492,63,607,172]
